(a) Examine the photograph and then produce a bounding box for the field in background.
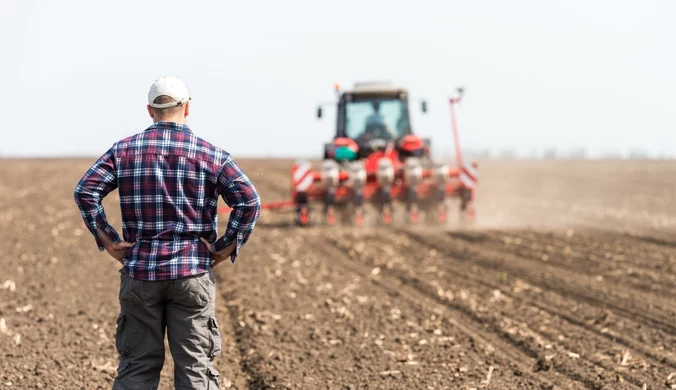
[1,158,675,389]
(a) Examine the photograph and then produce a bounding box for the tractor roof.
[346,81,408,98]
[352,81,399,92]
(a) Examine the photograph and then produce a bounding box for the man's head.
[372,101,381,113]
[146,76,191,123]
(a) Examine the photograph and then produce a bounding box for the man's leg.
[112,271,166,390]
[166,270,221,389]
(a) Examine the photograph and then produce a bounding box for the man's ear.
[184,102,190,118]
[147,105,155,119]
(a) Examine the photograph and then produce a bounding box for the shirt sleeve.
[73,147,122,251]
[213,155,261,263]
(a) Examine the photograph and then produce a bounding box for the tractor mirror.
[421,101,427,113]
[316,106,323,119]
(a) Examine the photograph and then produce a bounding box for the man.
[364,100,386,128]
[74,76,261,389]
[361,100,395,140]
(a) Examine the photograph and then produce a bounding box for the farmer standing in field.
[74,76,261,389]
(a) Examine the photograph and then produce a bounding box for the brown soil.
[1,158,675,390]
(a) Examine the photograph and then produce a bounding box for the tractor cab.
[317,82,429,163]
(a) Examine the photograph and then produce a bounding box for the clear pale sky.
[2,0,674,158]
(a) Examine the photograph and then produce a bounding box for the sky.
[1,0,674,159]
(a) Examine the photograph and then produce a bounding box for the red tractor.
[218,82,478,227]
[292,82,478,226]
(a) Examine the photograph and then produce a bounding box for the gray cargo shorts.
[112,269,222,390]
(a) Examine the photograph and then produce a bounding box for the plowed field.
[1,158,675,390]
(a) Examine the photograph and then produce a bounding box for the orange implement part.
[382,206,392,225]
[333,137,359,151]
[217,163,475,217]
[466,206,476,222]
[410,207,419,224]
[326,207,336,225]
[303,181,462,204]
[437,204,448,223]
[354,209,364,226]
[399,135,424,152]
[299,206,309,225]
[309,167,461,184]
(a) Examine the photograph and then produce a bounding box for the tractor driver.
[361,101,395,140]
[365,101,385,127]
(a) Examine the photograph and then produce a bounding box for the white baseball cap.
[147,76,191,108]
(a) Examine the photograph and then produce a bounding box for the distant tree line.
[434,147,675,160]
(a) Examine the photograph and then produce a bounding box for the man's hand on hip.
[200,238,236,267]
[97,228,134,265]
[105,241,135,264]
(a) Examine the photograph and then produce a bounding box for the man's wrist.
[213,236,233,252]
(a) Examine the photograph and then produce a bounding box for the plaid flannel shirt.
[74,121,261,281]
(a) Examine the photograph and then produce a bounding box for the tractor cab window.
[344,98,410,142]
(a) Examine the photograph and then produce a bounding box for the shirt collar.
[146,121,192,134]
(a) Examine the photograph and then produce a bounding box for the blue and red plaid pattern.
[74,121,261,281]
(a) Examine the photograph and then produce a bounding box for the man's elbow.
[74,182,88,200]
[74,183,96,207]
[245,186,261,208]
[250,195,262,220]
[250,196,261,216]
[73,186,84,205]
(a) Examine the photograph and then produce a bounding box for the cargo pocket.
[174,274,209,308]
[207,317,222,357]
[115,313,129,356]
[206,367,221,389]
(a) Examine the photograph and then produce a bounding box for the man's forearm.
[74,148,121,251]
[214,208,258,247]
[212,202,260,262]
[75,195,122,251]
[96,227,115,248]
[215,156,261,261]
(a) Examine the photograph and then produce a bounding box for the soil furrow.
[458,230,676,299]
[215,229,520,388]
[402,229,676,336]
[223,289,272,390]
[351,230,674,388]
[316,244,564,389]
[365,229,676,370]
[395,229,676,370]
[322,234,612,389]
[213,273,264,389]
[504,229,676,271]
[622,233,676,249]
